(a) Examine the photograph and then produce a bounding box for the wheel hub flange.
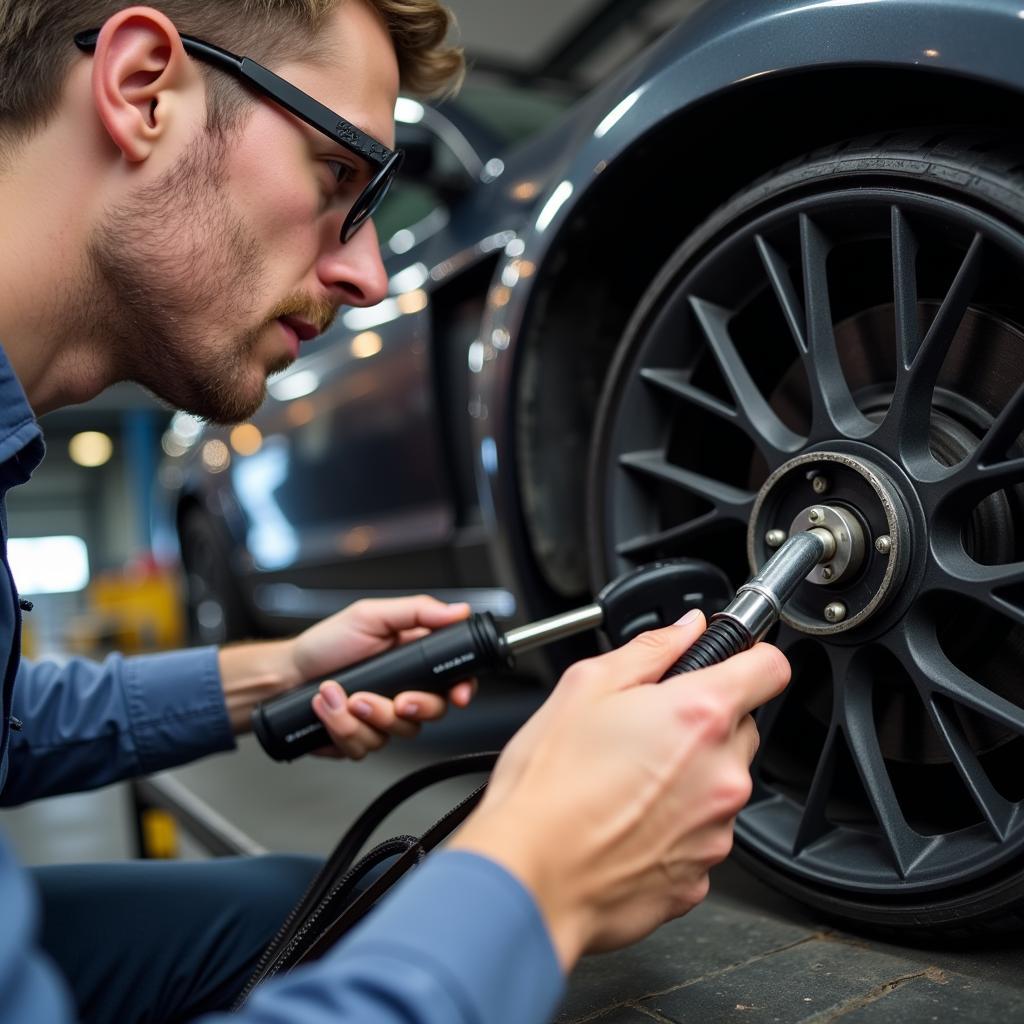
[747,451,911,635]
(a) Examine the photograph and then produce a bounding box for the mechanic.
[0,1,791,1022]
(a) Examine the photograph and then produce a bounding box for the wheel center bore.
[747,451,911,635]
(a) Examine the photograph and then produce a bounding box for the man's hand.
[448,610,790,971]
[218,596,476,759]
[290,596,477,760]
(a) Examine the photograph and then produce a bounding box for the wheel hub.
[747,451,911,635]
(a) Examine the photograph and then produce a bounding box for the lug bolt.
[765,529,786,548]
[875,535,892,556]
[808,507,823,523]
[811,474,830,495]
[824,601,847,624]
[822,566,834,581]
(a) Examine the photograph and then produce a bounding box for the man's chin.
[183,377,269,426]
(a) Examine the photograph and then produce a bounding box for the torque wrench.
[253,558,734,760]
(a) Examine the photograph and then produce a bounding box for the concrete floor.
[6,679,1024,1022]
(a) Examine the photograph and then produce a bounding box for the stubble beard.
[86,134,287,424]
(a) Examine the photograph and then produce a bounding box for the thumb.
[592,608,707,690]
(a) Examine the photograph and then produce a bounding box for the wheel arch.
[502,65,1024,612]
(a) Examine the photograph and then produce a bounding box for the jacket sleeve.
[0,841,564,1024]
[1,648,235,806]
[202,851,566,1024]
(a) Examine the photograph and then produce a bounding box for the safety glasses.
[75,28,404,242]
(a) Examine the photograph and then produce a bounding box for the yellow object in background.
[19,617,37,660]
[64,560,186,657]
[140,808,179,859]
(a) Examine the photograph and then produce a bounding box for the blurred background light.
[269,370,320,402]
[285,400,316,427]
[201,439,231,473]
[396,289,429,315]
[350,332,384,359]
[8,536,90,594]
[394,98,425,124]
[230,424,264,456]
[68,432,113,468]
[168,412,204,446]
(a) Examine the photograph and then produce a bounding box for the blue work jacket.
[0,342,563,1023]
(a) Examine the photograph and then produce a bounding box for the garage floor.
[5,679,1024,1022]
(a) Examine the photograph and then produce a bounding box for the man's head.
[0,1,462,421]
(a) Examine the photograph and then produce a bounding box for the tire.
[588,133,1024,934]
[179,507,253,645]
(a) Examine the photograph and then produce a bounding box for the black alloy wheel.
[589,136,1024,933]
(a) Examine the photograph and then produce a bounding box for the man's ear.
[90,6,201,163]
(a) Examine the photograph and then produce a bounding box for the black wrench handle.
[660,617,754,677]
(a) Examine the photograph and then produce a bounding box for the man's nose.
[318,219,389,308]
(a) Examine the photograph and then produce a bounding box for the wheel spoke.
[755,234,808,356]
[929,551,1024,628]
[934,456,1024,514]
[890,206,920,371]
[799,214,875,440]
[890,232,985,459]
[975,378,1024,467]
[618,449,755,518]
[838,677,931,877]
[760,626,812,761]
[990,587,1024,629]
[687,297,805,460]
[908,631,1024,740]
[614,510,721,559]
[751,691,790,775]
[640,367,737,423]
[792,725,840,854]
[909,232,983,378]
[925,696,1014,840]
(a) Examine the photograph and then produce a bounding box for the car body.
[164,0,1024,933]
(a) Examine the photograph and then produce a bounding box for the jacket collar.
[0,342,44,485]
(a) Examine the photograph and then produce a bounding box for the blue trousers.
[30,855,321,1024]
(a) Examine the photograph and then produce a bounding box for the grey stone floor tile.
[557,899,815,1022]
[835,969,1024,1023]
[642,936,924,1023]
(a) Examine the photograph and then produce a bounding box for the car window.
[449,84,573,147]
[374,83,573,244]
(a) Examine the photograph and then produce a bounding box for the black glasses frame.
[75,28,404,242]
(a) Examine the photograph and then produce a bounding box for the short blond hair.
[0,0,463,147]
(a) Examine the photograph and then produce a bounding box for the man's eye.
[325,159,356,186]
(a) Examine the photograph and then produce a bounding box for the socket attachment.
[789,504,866,588]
